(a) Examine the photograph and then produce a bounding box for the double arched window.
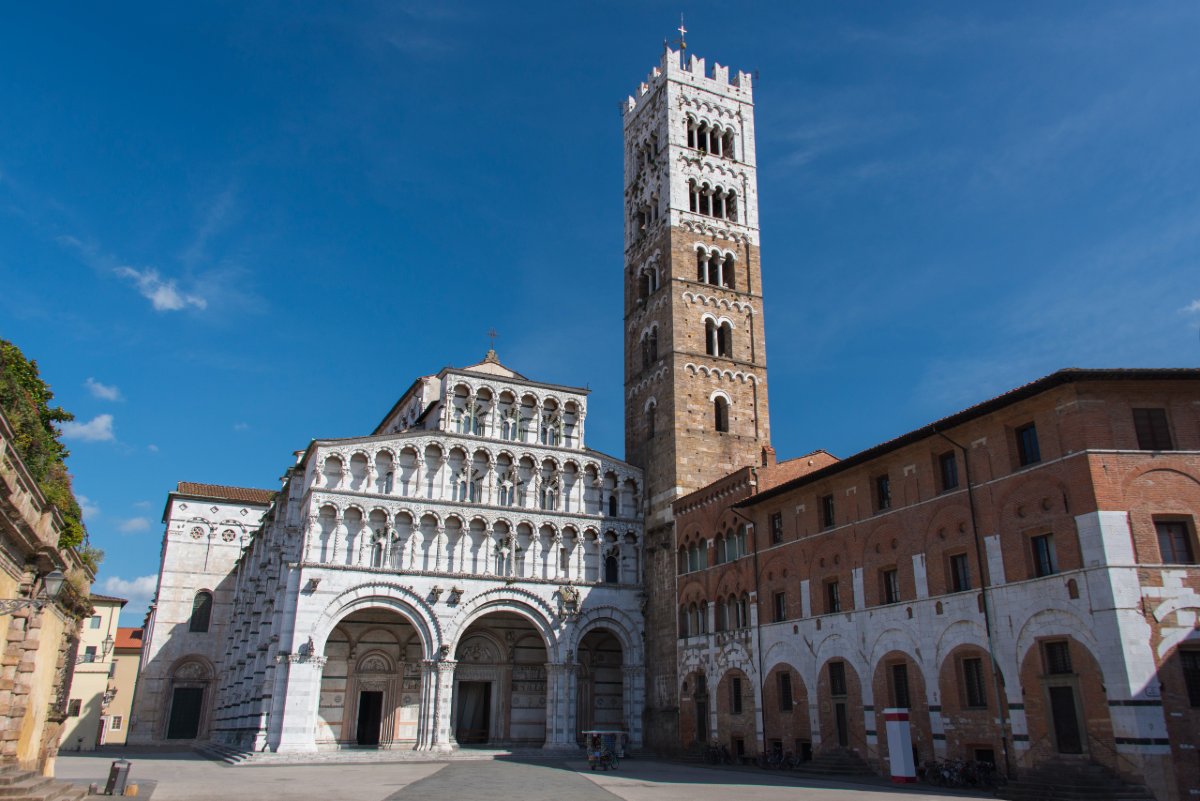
[704,319,733,358]
[189,591,213,633]
[696,249,735,289]
[641,326,659,370]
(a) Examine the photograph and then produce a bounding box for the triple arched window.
[688,180,738,222]
[685,117,736,159]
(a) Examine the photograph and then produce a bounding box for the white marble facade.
[136,353,646,753]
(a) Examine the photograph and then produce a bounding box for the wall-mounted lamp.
[0,569,66,614]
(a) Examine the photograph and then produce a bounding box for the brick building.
[673,369,1200,801]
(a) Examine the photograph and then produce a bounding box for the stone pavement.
[54,751,995,801]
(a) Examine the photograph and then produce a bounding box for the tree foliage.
[0,339,90,551]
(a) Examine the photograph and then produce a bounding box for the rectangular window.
[875,474,891,511]
[939,451,959,491]
[1133,408,1174,451]
[111,715,123,730]
[1156,521,1196,564]
[779,672,794,712]
[1043,640,1073,675]
[82,646,97,663]
[882,568,900,605]
[829,661,847,696]
[770,512,784,545]
[731,677,743,714]
[1031,533,1058,577]
[949,553,971,592]
[820,494,835,529]
[891,663,910,709]
[963,657,988,708]
[1016,422,1041,466]
[773,591,787,623]
[1182,651,1200,707]
[89,616,102,629]
[67,699,81,717]
[825,580,841,614]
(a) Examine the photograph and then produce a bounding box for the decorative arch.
[446,586,558,659]
[309,583,442,659]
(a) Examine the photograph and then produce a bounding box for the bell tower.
[623,45,771,748]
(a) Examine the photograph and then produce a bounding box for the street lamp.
[0,569,67,614]
[102,634,115,657]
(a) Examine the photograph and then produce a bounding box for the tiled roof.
[175,482,274,505]
[114,627,144,650]
[89,593,127,605]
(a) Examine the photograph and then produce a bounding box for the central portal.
[455,682,492,744]
[356,691,383,746]
[453,611,548,746]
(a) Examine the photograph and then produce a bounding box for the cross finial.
[677,14,687,50]
[487,328,498,348]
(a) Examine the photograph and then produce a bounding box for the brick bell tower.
[623,42,771,750]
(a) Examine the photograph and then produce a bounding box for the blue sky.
[2,2,1197,624]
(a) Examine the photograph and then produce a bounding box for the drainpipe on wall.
[932,427,1013,779]
[730,470,766,759]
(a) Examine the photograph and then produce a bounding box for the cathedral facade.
[130,355,645,752]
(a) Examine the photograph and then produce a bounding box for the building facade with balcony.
[58,594,125,750]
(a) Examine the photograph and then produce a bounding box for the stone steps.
[998,762,1154,801]
[0,768,91,801]
[196,744,584,766]
[795,749,875,777]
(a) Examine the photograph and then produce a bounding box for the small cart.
[583,730,624,771]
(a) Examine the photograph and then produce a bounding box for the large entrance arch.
[452,611,548,746]
[317,607,425,748]
[576,628,624,739]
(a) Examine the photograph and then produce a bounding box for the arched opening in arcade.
[317,607,425,749]
[575,628,625,743]
[452,611,548,747]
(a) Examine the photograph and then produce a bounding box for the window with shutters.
[882,568,901,605]
[829,661,847,696]
[1043,640,1073,675]
[963,657,988,708]
[770,512,783,545]
[1031,533,1058,577]
[1133,408,1173,450]
[1015,422,1041,466]
[1155,520,1196,564]
[948,553,971,592]
[820,494,835,529]
[1182,650,1200,707]
[939,451,959,491]
[773,591,787,622]
[825,579,841,614]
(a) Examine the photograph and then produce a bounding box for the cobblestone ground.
[54,751,993,801]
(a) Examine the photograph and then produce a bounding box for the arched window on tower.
[189,591,213,633]
[608,494,618,517]
[604,550,620,584]
[714,396,730,433]
[726,190,738,222]
[645,401,656,439]
[705,319,717,356]
[722,255,735,289]
[722,130,735,159]
[686,117,697,149]
[718,321,733,358]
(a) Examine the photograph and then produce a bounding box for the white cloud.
[101,575,158,614]
[233,422,250,431]
[115,266,207,312]
[84,377,122,401]
[147,444,159,453]
[117,516,151,534]
[77,495,100,521]
[133,500,151,509]
[60,414,115,442]
[1183,299,1200,314]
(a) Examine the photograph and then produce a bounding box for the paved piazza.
[54,751,993,801]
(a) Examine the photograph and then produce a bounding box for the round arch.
[309,583,441,659]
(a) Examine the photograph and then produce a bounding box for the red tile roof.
[175,482,274,505]
[89,593,128,605]
[114,627,144,650]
